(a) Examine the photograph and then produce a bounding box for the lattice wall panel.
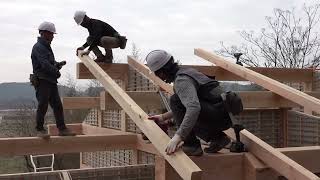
[126,109,162,133]
[83,108,99,126]
[236,109,282,147]
[127,67,157,91]
[82,150,134,168]
[287,110,320,147]
[138,151,155,165]
[102,109,121,130]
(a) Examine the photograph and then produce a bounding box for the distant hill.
[0,82,84,110]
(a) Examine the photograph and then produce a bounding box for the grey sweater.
[173,75,201,139]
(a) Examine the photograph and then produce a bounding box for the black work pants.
[170,94,231,146]
[35,79,66,131]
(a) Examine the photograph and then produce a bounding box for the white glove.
[165,134,184,155]
[80,50,90,57]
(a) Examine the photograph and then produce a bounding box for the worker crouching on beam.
[146,50,237,156]
[74,11,127,63]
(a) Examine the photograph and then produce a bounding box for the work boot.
[182,145,203,156]
[94,56,106,63]
[204,135,231,153]
[36,129,50,139]
[58,128,76,136]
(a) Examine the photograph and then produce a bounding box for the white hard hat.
[38,21,56,33]
[74,10,86,25]
[146,50,172,72]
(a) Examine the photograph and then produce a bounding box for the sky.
[0,0,317,87]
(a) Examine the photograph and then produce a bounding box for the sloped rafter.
[128,55,320,180]
[77,53,202,180]
[194,48,320,114]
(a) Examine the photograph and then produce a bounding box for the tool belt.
[29,74,39,87]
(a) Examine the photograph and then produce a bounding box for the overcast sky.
[0,0,317,86]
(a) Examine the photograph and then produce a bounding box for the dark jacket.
[82,18,118,51]
[31,37,59,84]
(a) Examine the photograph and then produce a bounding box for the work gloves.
[165,134,183,155]
[76,46,90,57]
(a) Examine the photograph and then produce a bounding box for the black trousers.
[35,79,66,131]
[170,94,232,146]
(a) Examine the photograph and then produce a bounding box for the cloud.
[0,0,314,84]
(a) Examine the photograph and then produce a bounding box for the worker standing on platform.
[146,50,241,156]
[30,21,75,138]
[74,11,127,63]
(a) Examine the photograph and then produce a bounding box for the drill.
[229,124,247,153]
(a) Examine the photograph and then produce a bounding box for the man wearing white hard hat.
[74,11,127,63]
[31,21,75,138]
[146,50,243,156]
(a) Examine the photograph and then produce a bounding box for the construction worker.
[146,50,233,156]
[74,11,127,63]
[31,21,75,138]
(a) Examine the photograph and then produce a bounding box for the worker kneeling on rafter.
[74,10,127,63]
[146,50,242,156]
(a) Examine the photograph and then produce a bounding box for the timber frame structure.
[1,49,320,180]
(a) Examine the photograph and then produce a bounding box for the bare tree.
[131,42,143,62]
[217,4,320,68]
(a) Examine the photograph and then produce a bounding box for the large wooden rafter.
[127,56,320,180]
[194,48,320,114]
[77,53,202,180]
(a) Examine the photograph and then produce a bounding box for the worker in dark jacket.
[146,50,234,156]
[31,21,75,138]
[74,11,127,63]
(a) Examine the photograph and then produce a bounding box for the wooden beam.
[195,48,320,114]
[81,62,313,83]
[128,56,319,180]
[78,53,202,180]
[100,91,163,110]
[47,123,83,136]
[62,97,100,109]
[81,123,134,135]
[0,134,137,156]
[225,129,320,180]
[185,65,313,83]
[278,146,320,173]
[77,62,128,79]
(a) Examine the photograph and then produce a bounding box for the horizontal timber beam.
[278,146,320,173]
[195,48,320,114]
[100,91,163,110]
[78,53,202,180]
[47,123,83,136]
[62,97,100,109]
[77,62,128,80]
[0,134,137,156]
[128,56,319,180]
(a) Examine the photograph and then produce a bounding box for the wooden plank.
[233,129,319,180]
[62,97,100,109]
[278,146,320,173]
[185,65,313,83]
[47,123,82,136]
[81,123,133,135]
[0,134,137,156]
[78,53,202,180]
[100,91,163,110]
[80,62,313,83]
[194,48,320,114]
[77,62,128,79]
[128,56,319,180]
[243,153,279,180]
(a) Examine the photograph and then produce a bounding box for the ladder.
[30,154,54,172]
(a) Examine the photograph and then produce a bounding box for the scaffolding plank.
[128,56,319,180]
[194,48,320,114]
[77,53,202,180]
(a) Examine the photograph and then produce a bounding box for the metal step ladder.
[30,154,55,172]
